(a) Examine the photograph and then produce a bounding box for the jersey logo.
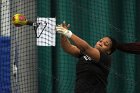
[83,55,92,61]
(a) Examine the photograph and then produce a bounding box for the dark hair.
[107,36,118,54]
[117,42,140,54]
[108,36,140,55]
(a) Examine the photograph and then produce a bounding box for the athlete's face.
[95,37,112,54]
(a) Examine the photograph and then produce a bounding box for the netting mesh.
[0,0,140,93]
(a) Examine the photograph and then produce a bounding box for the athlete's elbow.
[79,45,90,52]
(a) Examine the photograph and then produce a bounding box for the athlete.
[56,22,140,93]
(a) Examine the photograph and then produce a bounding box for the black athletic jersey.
[75,52,111,93]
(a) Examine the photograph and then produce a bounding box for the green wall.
[37,0,140,93]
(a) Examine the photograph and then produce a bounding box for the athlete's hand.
[62,21,70,29]
[56,21,72,38]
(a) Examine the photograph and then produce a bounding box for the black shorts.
[75,79,107,93]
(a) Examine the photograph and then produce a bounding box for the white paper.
[37,18,56,46]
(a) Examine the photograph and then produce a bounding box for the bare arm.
[56,23,100,61]
[61,35,81,57]
[70,34,100,62]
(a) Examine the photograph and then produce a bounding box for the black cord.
[33,22,47,38]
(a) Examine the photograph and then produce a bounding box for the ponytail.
[108,36,140,54]
[117,42,140,54]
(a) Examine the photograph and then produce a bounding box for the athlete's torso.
[76,52,111,86]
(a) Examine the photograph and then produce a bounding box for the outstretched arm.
[70,34,100,61]
[56,25,100,62]
[61,35,81,57]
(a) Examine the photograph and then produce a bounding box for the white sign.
[37,18,56,46]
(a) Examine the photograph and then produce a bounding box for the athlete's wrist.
[65,30,72,38]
